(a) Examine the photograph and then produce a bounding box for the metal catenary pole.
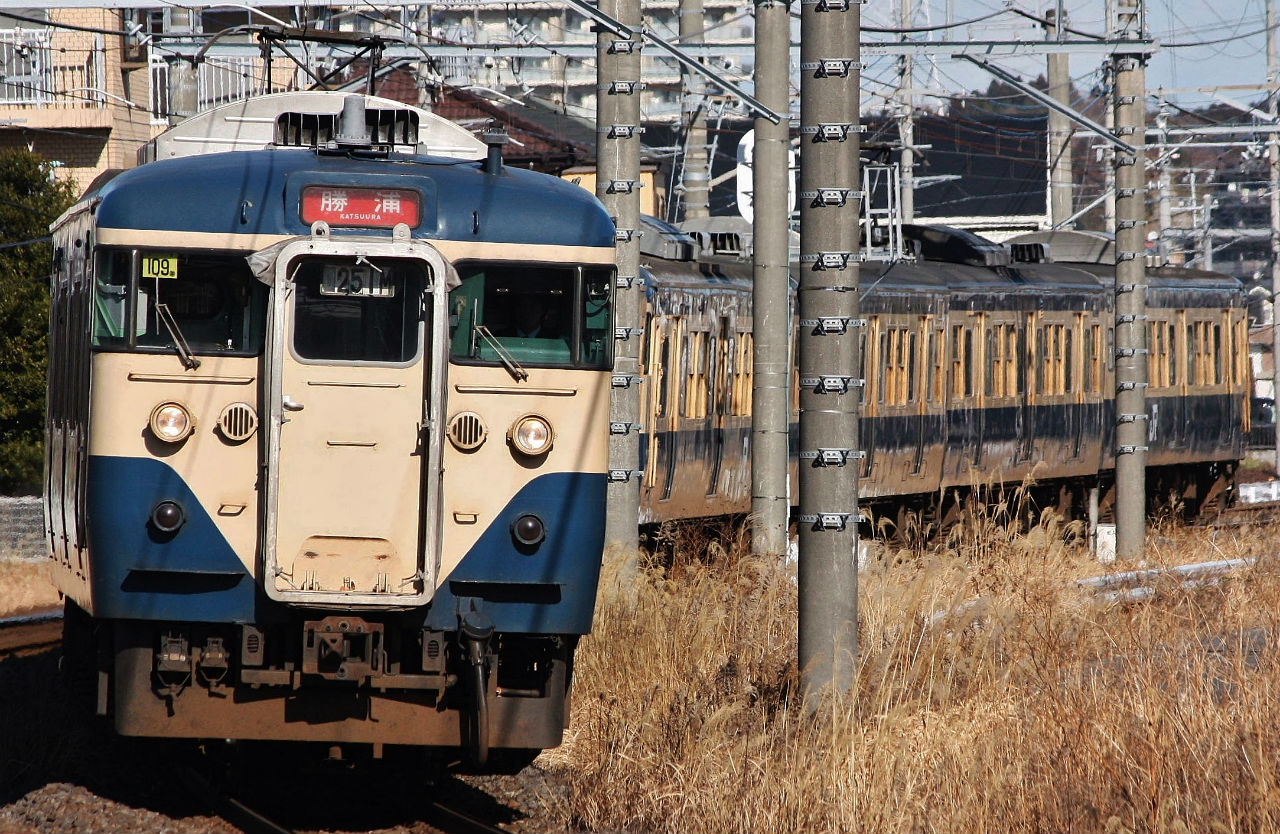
[797,0,860,704]
[750,0,791,556]
[598,0,644,557]
[1112,0,1148,562]
[679,0,710,220]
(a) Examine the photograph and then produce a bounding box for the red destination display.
[300,186,421,228]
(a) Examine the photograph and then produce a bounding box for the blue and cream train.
[633,218,1249,532]
[46,92,614,769]
[46,89,1249,764]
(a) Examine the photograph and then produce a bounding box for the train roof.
[137,91,487,164]
[77,147,614,249]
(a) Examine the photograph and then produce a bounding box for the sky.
[858,1,1274,110]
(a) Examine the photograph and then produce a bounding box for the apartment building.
[0,7,301,195]
[389,0,753,120]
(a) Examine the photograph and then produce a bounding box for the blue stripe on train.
[86,455,256,622]
[425,472,607,635]
[85,455,605,633]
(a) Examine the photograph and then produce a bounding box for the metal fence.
[0,497,43,562]
[0,29,104,108]
[149,53,287,124]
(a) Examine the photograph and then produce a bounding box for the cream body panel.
[94,228,616,267]
[273,361,426,598]
[87,352,261,573]
[438,364,611,588]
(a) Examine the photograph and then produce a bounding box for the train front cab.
[48,215,615,765]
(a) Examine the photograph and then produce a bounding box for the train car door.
[262,234,448,606]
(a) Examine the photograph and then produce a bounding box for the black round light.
[151,500,185,533]
[511,513,545,547]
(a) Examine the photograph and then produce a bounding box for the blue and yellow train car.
[46,91,614,769]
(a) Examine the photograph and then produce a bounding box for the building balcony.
[0,28,112,129]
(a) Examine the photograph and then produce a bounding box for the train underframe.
[63,602,575,771]
[641,460,1238,554]
[874,459,1238,544]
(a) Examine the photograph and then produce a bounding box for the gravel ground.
[0,647,575,834]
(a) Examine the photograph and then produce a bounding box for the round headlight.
[150,500,185,533]
[509,414,553,457]
[511,513,546,547]
[150,402,194,443]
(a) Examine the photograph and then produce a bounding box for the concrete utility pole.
[597,0,643,557]
[1103,1,1117,232]
[1200,193,1214,271]
[1155,100,1172,264]
[750,0,791,556]
[897,0,915,222]
[1111,0,1148,562]
[1045,7,1073,227]
[679,0,710,220]
[797,0,860,704]
[1269,0,1280,474]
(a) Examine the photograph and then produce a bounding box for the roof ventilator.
[483,125,508,175]
[332,95,371,149]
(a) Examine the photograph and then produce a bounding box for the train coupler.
[301,616,385,682]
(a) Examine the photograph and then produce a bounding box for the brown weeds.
[552,505,1280,833]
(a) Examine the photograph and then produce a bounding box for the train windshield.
[93,250,266,354]
[290,258,426,364]
[448,263,613,369]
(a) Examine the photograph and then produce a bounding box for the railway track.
[179,762,516,834]
[1212,499,1280,527]
[0,608,61,659]
[0,611,519,834]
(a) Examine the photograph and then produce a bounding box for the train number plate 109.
[141,254,179,279]
[320,264,395,298]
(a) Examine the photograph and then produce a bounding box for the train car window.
[1186,323,1199,386]
[657,325,671,418]
[686,330,707,419]
[1213,323,1223,385]
[449,263,613,369]
[93,249,265,355]
[984,327,996,397]
[292,259,424,363]
[949,325,964,401]
[908,331,918,403]
[1035,326,1045,395]
[1085,324,1096,392]
[1235,316,1249,387]
[964,328,974,399]
[893,328,909,405]
[716,319,732,415]
[1005,326,1018,396]
[878,329,889,405]
[924,329,936,404]
[1064,328,1074,393]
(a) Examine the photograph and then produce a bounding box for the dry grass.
[0,559,59,617]
[549,500,1280,833]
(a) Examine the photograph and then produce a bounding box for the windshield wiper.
[474,324,527,382]
[155,302,201,370]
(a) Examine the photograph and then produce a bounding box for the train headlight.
[150,500,185,533]
[511,513,546,547]
[149,402,194,443]
[509,414,553,457]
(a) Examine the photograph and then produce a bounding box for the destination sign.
[300,186,421,228]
